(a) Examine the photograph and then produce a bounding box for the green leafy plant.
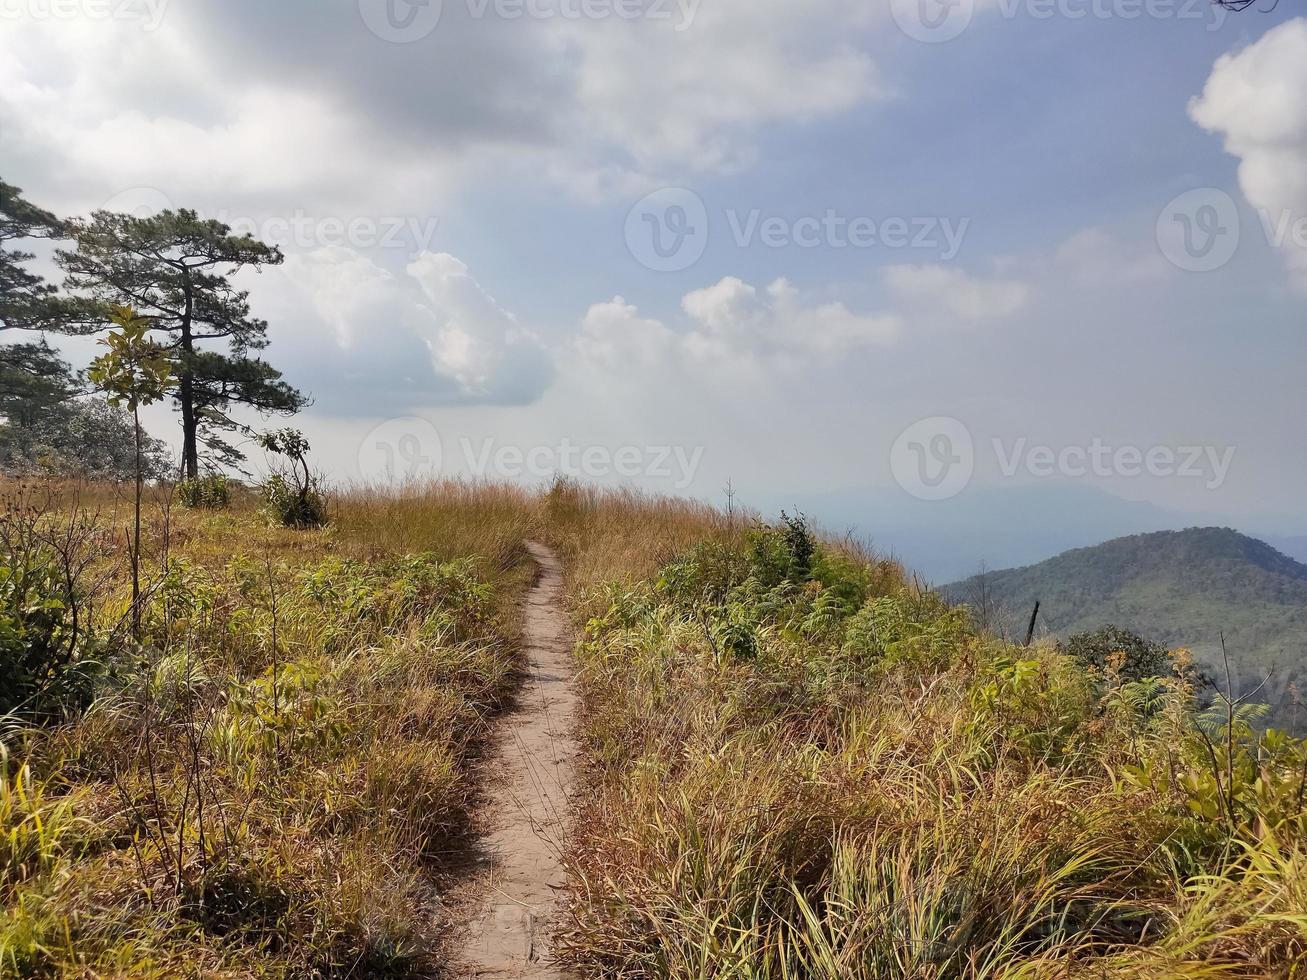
[1063,624,1172,682]
[258,429,326,529]
[87,306,176,637]
[0,552,93,720]
[842,588,970,672]
[177,473,231,510]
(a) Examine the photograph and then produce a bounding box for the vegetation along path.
[457,541,579,978]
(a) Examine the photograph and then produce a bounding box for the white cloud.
[884,264,1030,321]
[576,297,678,370]
[268,248,553,413]
[0,19,436,215]
[0,0,886,216]
[577,275,900,375]
[1051,227,1170,287]
[559,0,883,176]
[406,252,549,399]
[1190,18,1307,287]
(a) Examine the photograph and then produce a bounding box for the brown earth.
[454,541,579,978]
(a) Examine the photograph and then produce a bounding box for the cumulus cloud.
[0,0,885,215]
[558,0,882,176]
[884,264,1030,322]
[1050,227,1171,287]
[266,248,553,414]
[1190,18,1307,287]
[577,275,901,376]
[0,18,434,216]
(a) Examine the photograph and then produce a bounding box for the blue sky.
[3,0,1306,567]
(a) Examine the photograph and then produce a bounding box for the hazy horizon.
[5,0,1306,539]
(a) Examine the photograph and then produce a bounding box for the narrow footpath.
[456,541,578,978]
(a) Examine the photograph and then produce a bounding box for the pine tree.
[58,209,307,478]
[0,179,64,331]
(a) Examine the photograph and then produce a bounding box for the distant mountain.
[748,482,1227,583]
[748,481,1307,585]
[1265,535,1307,567]
[944,528,1307,726]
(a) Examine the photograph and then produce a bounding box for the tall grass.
[557,518,1307,978]
[7,477,1305,977]
[0,477,543,977]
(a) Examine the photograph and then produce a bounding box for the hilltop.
[945,527,1307,719]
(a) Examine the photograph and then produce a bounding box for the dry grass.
[0,477,545,977]
[7,476,1305,978]
[536,478,736,606]
[555,515,1307,978]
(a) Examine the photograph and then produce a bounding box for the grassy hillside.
[945,528,1307,724]
[5,483,1307,977]
[0,477,728,976]
[558,513,1307,977]
[0,479,547,976]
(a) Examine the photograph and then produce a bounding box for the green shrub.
[658,540,751,606]
[262,473,327,529]
[842,589,970,672]
[1062,624,1172,682]
[177,474,231,509]
[0,553,100,720]
[258,430,327,529]
[745,513,816,588]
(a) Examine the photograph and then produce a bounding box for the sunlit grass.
[557,518,1307,978]
[6,476,1305,978]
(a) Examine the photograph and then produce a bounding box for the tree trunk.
[180,372,198,480]
[132,404,142,640]
[179,272,198,479]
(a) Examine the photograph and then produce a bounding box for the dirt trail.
[456,541,578,978]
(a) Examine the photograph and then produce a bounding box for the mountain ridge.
[944,527,1307,724]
